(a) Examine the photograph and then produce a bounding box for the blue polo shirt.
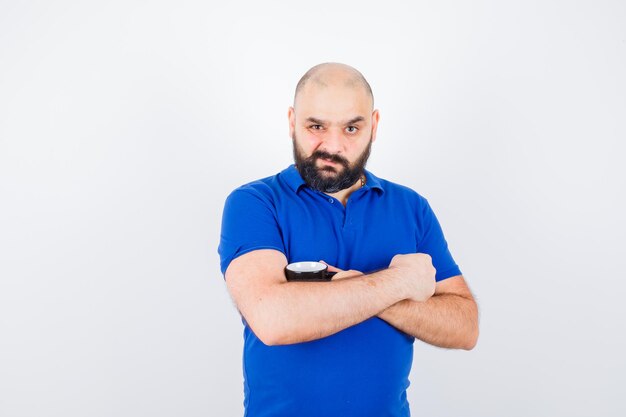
[218,164,461,417]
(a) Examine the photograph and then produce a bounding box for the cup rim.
[285,261,327,273]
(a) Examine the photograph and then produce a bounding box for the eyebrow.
[305,116,365,125]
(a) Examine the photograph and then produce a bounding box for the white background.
[1,1,625,416]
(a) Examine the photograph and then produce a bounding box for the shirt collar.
[282,164,307,193]
[363,169,385,194]
[282,164,385,195]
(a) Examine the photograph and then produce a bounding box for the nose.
[319,128,344,155]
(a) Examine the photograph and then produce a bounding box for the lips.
[318,159,342,172]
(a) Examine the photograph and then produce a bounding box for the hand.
[388,253,436,302]
[319,261,364,281]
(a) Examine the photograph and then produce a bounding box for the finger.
[319,260,342,272]
[333,270,363,280]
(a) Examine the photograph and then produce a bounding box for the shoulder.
[230,174,277,198]
[224,166,294,210]
[225,177,276,213]
[367,170,430,208]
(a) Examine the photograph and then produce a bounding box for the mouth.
[320,158,338,165]
[316,159,341,174]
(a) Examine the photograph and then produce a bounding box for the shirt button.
[328,198,334,203]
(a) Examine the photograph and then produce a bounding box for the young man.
[218,62,478,417]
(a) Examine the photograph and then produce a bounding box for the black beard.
[292,135,372,193]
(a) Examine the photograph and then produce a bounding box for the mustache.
[308,150,349,167]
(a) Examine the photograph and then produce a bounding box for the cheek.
[347,142,368,161]
[299,130,322,150]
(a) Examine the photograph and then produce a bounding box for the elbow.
[462,322,479,351]
[461,300,479,350]
[256,328,285,346]
[260,331,299,347]
[251,318,308,346]
[259,325,301,346]
[246,314,288,346]
[462,332,478,350]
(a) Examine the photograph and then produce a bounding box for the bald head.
[294,62,374,109]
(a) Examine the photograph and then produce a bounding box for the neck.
[323,175,365,206]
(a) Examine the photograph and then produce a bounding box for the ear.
[288,106,296,138]
[370,109,380,143]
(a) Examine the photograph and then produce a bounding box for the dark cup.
[284,261,337,282]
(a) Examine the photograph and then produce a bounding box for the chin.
[318,168,340,176]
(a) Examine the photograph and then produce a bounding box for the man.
[218,62,478,417]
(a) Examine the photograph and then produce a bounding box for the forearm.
[258,269,405,345]
[377,294,479,350]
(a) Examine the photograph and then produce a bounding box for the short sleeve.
[416,197,462,282]
[217,188,286,276]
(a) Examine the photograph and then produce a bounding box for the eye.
[309,124,323,130]
[346,126,358,133]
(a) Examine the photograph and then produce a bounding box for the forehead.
[295,82,372,122]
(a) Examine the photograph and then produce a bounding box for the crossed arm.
[377,275,479,349]
[224,249,479,350]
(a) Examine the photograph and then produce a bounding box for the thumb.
[319,260,343,273]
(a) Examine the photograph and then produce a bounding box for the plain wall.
[1,1,624,416]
